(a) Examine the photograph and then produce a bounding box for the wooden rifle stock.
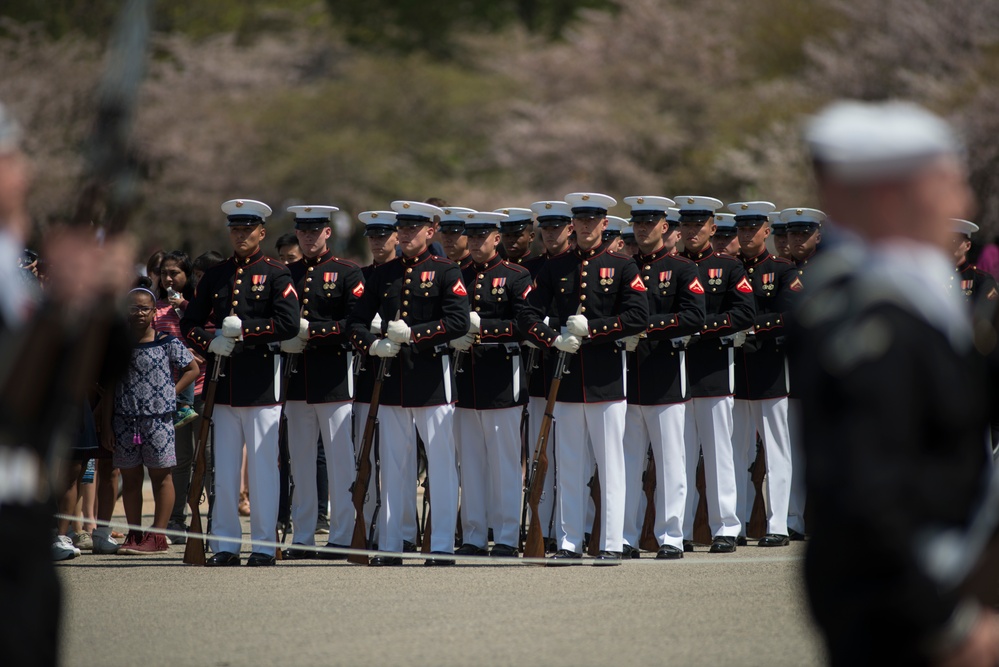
[587,469,602,556]
[522,350,569,560]
[747,438,768,539]
[420,476,432,555]
[347,355,390,565]
[639,446,658,552]
[183,355,223,565]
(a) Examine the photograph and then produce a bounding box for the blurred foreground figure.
[792,100,999,666]
[0,101,135,667]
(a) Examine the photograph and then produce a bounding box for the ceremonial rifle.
[347,319,395,565]
[420,470,432,555]
[587,469,602,556]
[273,351,301,561]
[521,347,570,559]
[183,354,223,565]
[639,445,659,552]
[747,438,768,539]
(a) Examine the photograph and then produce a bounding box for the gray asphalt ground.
[57,507,825,667]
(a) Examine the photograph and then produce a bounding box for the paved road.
[57,524,825,667]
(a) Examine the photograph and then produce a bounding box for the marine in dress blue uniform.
[180,199,299,566]
[517,192,650,564]
[450,212,533,557]
[728,201,797,547]
[346,201,469,565]
[676,196,756,553]
[279,205,364,558]
[950,218,999,309]
[620,196,705,559]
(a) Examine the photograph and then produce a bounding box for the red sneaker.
[120,531,169,555]
[118,530,145,555]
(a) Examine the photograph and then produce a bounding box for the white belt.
[346,351,355,398]
[442,354,452,403]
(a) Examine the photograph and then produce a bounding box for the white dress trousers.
[455,406,523,548]
[732,397,792,535]
[353,401,419,545]
[377,404,458,553]
[284,400,354,546]
[211,404,282,557]
[552,400,627,553]
[681,396,741,539]
[623,402,689,550]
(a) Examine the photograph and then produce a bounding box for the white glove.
[297,318,310,341]
[524,339,539,350]
[208,336,235,357]
[624,335,640,352]
[469,311,481,334]
[370,338,401,358]
[386,319,411,344]
[732,331,748,348]
[280,337,307,354]
[221,315,243,339]
[553,334,581,354]
[450,333,474,352]
[566,314,589,338]
[369,312,383,334]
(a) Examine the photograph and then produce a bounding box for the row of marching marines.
[176,190,995,566]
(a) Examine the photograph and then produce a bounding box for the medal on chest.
[420,271,436,289]
[600,267,615,286]
[708,268,723,286]
[323,272,338,290]
[762,272,775,291]
[491,276,506,295]
[251,274,267,292]
[659,270,671,289]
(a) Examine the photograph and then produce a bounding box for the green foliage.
[324,0,615,57]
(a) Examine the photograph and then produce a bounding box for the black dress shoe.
[369,555,402,566]
[490,543,518,558]
[709,536,737,553]
[425,551,455,566]
[315,543,349,560]
[682,540,694,553]
[403,540,417,553]
[788,529,806,541]
[548,549,583,566]
[544,538,558,554]
[758,533,790,547]
[246,552,276,567]
[593,550,622,566]
[205,551,240,567]
[736,535,748,547]
[282,545,316,560]
[455,543,488,556]
[622,544,641,559]
[656,545,683,560]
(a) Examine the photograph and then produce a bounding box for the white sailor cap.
[806,101,962,181]
[624,196,676,222]
[287,205,339,231]
[728,201,776,226]
[665,207,682,224]
[952,219,980,237]
[779,207,826,232]
[464,211,508,235]
[358,210,397,237]
[604,215,629,238]
[439,206,476,232]
[674,196,724,222]
[714,213,737,235]
[565,192,617,217]
[222,199,272,226]
[391,200,444,226]
[494,207,534,233]
[530,201,573,227]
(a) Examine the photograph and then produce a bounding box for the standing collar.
[233,249,264,266]
[681,246,714,262]
[575,242,606,260]
[473,253,503,272]
[401,249,432,267]
[304,248,333,267]
[741,249,770,267]
[638,243,670,263]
